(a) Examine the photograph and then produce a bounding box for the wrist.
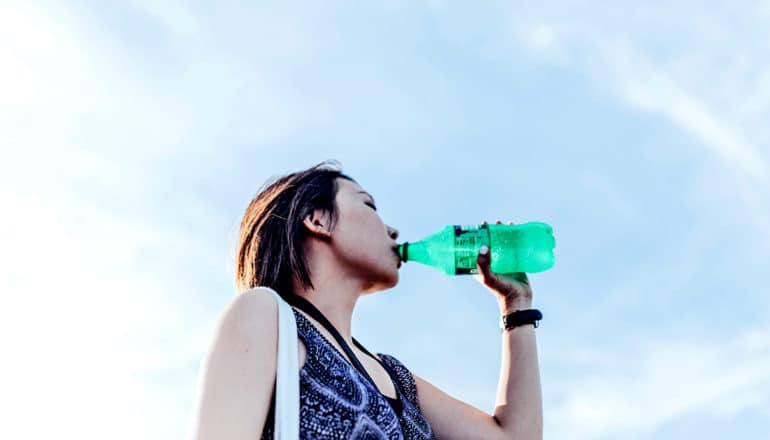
[499,297,533,314]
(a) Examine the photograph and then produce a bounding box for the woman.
[192,161,543,439]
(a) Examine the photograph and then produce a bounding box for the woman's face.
[324,178,401,292]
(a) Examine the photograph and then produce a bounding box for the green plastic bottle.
[396,222,556,275]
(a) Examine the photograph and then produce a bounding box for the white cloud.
[504,3,770,188]
[0,1,108,153]
[594,38,770,249]
[595,38,769,186]
[516,21,561,56]
[500,3,770,438]
[547,329,770,439]
[0,181,220,439]
[0,5,230,438]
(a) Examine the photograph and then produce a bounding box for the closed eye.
[365,202,378,211]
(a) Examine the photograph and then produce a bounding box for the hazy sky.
[2,1,770,439]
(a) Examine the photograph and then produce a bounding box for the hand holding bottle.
[474,221,533,312]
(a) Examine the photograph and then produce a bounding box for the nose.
[387,225,399,241]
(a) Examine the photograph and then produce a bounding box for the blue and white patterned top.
[261,308,435,439]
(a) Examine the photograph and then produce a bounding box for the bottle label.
[454,224,489,275]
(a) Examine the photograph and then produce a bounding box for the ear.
[302,209,333,240]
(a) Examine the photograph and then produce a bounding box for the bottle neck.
[399,242,409,262]
[399,240,431,263]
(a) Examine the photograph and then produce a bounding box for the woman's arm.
[491,308,543,439]
[190,288,278,440]
[413,320,542,440]
[415,235,543,439]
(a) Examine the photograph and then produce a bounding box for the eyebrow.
[357,191,376,205]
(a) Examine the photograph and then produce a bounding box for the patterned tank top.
[260,308,435,439]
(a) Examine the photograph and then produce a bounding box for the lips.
[392,246,402,268]
[391,245,401,267]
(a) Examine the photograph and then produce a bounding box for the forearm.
[492,299,543,439]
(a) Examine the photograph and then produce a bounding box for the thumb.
[476,245,495,285]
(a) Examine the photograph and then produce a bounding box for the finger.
[476,245,501,291]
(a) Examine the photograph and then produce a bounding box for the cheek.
[347,228,385,262]
[347,213,384,241]
[336,212,387,261]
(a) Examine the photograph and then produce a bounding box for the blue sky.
[2,1,770,439]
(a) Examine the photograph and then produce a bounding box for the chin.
[364,270,399,294]
[387,271,399,287]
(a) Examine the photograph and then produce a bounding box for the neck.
[292,270,363,348]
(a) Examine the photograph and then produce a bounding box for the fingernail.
[479,245,489,255]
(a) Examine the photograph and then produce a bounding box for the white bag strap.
[261,287,299,439]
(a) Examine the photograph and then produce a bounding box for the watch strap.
[501,309,543,331]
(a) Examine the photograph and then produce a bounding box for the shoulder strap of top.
[254,287,299,440]
[283,293,378,386]
[283,292,403,415]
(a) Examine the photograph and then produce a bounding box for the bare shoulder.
[214,287,279,339]
[192,287,280,439]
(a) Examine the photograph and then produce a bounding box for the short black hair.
[234,160,356,298]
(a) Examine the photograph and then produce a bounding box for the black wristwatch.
[500,309,543,331]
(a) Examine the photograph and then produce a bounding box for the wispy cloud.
[0,3,234,438]
[595,37,770,248]
[509,6,770,187]
[602,40,768,184]
[501,3,770,438]
[0,179,223,438]
[548,328,770,439]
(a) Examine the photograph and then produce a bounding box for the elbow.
[492,415,542,440]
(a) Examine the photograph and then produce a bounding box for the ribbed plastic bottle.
[396,222,556,275]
